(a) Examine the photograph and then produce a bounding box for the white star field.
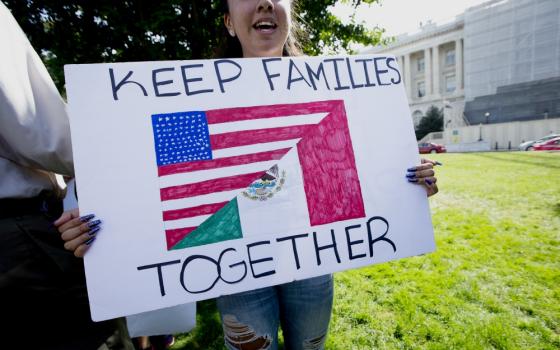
[152,112,212,166]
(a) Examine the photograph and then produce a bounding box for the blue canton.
[151,111,212,166]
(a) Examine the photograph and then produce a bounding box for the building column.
[404,53,412,99]
[432,45,440,96]
[455,39,463,91]
[424,48,432,96]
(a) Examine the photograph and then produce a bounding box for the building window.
[445,74,456,93]
[417,57,425,72]
[417,81,426,98]
[445,49,455,66]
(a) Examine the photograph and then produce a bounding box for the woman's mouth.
[253,20,278,33]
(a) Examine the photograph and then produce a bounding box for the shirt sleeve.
[0,3,74,177]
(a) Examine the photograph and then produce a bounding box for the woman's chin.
[243,44,284,58]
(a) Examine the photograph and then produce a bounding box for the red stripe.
[206,100,340,124]
[210,125,313,150]
[160,171,265,201]
[296,101,365,225]
[162,201,228,221]
[158,148,290,177]
[166,227,196,250]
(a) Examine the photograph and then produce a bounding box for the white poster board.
[63,181,196,334]
[65,54,435,321]
[126,303,196,337]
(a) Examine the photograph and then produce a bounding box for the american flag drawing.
[151,100,365,250]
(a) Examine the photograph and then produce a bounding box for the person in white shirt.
[0,3,116,349]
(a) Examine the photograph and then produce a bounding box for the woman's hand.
[406,158,440,197]
[54,208,101,258]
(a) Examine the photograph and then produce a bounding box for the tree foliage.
[415,105,443,141]
[2,0,386,92]
[295,0,386,55]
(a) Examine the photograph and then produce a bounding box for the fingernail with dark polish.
[87,219,101,229]
[425,179,433,185]
[88,226,101,237]
[85,236,96,245]
[435,161,443,166]
[407,167,417,172]
[80,214,95,222]
[408,178,419,183]
[406,173,416,178]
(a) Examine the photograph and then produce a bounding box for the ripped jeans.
[217,274,334,350]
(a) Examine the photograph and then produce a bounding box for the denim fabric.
[217,274,334,350]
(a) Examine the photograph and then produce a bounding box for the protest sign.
[64,55,435,321]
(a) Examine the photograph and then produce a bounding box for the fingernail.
[88,226,101,237]
[85,236,96,245]
[87,219,101,229]
[80,214,95,222]
[408,178,419,183]
[434,161,443,166]
[407,167,417,172]
[425,179,433,185]
[406,173,416,178]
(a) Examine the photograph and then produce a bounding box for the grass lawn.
[172,152,560,349]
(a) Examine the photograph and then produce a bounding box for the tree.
[296,0,386,55]
[415,105,443,141]
[2,0,387,92]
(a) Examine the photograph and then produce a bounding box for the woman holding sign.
[56,0,439,349]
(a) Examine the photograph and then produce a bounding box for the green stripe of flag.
[171,198,242,249]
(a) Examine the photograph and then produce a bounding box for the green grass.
[172,152,560,349]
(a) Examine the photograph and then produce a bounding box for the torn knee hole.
[222,314,272,350]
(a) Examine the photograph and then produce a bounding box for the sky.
[331,0,491,37]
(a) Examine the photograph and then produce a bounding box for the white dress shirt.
[0,2,74,199]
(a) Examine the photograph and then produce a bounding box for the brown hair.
[215,0,303,58]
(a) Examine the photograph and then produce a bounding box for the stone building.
[462,0,560,125]
[362,17,466,129]
[363,0,560,149]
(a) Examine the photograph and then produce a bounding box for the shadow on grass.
[172,299,225,349]
[510,152,560,161]
[554,203,560,217]
[472,153,560,170]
